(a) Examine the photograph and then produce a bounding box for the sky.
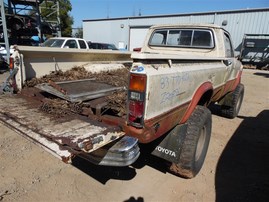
[70,0,269,28]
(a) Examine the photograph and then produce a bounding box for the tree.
[40,0,73,37]
[74,27,83,38]
[58,0,73,36]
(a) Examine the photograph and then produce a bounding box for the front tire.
[169,106,212,179]
[220,84,244,119]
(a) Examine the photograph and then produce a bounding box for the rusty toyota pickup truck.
[0,23,244,178]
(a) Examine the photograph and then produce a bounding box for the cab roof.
[149,23,222,30]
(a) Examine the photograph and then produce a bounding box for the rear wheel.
[169,105,212,179]
[220,84,244,119]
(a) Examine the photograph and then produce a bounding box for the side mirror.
[223,59,233,66]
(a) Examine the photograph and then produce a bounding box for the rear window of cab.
[149,28,214,49]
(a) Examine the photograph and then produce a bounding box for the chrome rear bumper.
[79,136,140,167]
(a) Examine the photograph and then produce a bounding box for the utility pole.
[36,0,43,43]
[0,0,10,64]
[56,0,61,37]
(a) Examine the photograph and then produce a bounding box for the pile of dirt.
[24,66,130,118]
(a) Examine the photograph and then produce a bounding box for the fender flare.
[231,70,243,92]
[180,81,213,124]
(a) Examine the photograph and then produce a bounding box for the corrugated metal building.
[83,8,269,52]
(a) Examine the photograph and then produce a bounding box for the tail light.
[128,73,147,128]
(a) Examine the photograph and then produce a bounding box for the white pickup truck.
[0,24,244,179]
[42,37,89,49]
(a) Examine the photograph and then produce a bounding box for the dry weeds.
[24,66,130,117]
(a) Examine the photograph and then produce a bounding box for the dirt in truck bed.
[21,65,130,119]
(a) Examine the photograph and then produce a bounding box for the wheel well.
[198,90,213,106]
[180,82,213,124]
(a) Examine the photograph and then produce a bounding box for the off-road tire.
[169,106,212,179]
[220,84,244,119]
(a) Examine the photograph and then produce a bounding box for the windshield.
[106,44,118,50]
[43,39,65,48]
[89,42,118,50]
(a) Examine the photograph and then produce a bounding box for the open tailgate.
[0,95,125,163]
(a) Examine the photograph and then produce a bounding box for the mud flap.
[151,124,187,163]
